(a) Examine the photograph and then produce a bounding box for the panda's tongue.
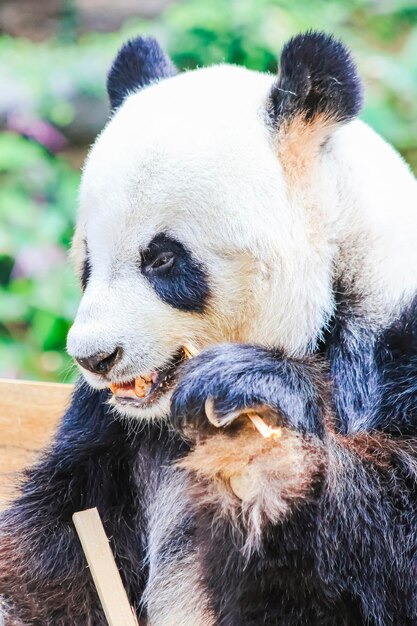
[110,373,158,400]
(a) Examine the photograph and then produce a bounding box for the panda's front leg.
[170,344,327,535]
[171,343,326,437]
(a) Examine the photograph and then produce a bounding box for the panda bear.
[2,30,417,626]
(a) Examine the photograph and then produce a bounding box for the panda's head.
[67,32,362,419]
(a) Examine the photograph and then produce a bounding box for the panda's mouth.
[109,348,187,408]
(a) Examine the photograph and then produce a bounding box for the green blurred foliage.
[0,133,79,380]
[0,0,416,381]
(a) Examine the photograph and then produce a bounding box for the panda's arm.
[169,342,329,526]
[324,296,417,435]
[0,383,147,625]
[171,344,417,622]
[170,343,326,438]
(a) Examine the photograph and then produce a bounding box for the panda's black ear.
[268,32,362,176]
[107,36,177,110]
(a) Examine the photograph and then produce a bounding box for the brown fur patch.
[178,420,325,549]
[276,112,333,186]
[332,431,417,470]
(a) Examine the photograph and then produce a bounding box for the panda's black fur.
[2,33,417,626]
[268,31,363,127]
[106,36,177,110]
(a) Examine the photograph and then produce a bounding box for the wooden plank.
[0,379,73,507]
[73,508,140,626]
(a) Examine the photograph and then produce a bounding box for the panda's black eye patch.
[140,233,210,313]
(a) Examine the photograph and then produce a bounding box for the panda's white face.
[67,62,338,419]
[71,33,417,421]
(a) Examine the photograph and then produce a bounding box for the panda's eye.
[143,250,175,274]
[140,233,210,312]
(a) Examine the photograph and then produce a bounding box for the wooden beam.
[73,508,140,626]
[0,379,73,507]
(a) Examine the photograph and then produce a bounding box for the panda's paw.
[170,344,266,436]
[170,343,326,439]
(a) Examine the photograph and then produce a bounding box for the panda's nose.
[75,348,123,375]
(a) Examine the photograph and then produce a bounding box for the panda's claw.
[204,398,221,427]
[205,398,244,428]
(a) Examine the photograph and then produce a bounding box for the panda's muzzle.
[109,348,187,407]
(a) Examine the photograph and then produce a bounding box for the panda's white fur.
[67,63,417,420]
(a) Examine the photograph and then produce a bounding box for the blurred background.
[0,0,416,383]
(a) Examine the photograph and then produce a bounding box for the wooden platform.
[0,379,73,508]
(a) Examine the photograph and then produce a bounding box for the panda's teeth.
[110,348,186,407]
